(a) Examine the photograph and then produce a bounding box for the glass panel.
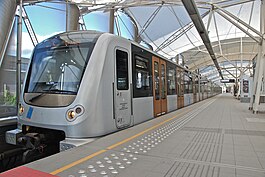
[184,72,193,94]
[195,76,199,93]
[184,72,189,94]
[25,2,66,39]
[132,48,152,98]
[176,68,184,96]
[114,11,135,40]
[189,74,193,94]
[154,61,160,100]
[180,70,184,95]
[0,17,32,118]
[167,66,176,95]
[161,64,166,99]
[0,19,18,118]
[135,55,150,89]
[27,43,90,94]
[25,33,99,98]
[116,50,128,90]
[84,11,110,32]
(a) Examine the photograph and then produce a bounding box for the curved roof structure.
[22,0,261,84]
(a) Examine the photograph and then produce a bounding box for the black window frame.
[132,44,153,98]
[167,63,177,95]
[116,49,129,90]
[184,71,193,94]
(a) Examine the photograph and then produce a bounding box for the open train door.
[114,48,132,129]
[152,56,167,117]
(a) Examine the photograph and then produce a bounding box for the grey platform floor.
[26,94,265,177]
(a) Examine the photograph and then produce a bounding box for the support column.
[0,0,17,67]
[17,0,22,109]
[66,3,80,31]
[109,8,115,34]
[252,0,265,113]
[198,69,201,101]
[249,48,261,110]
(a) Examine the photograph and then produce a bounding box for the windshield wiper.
[29,92,45,102]
[45,89,77,94]
[29,83,58,102]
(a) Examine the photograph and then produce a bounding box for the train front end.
[5,31,102,161]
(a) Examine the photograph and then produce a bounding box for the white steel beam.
[22,7,38,46]
[213,3,262,38]
[216,10,261,44]
[181,0,224,79]
[222,68,237,78]
[213,11,223,55]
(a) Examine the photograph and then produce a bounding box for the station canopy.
[73,0,260,83]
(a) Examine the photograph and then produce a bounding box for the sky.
[7,2,134,59]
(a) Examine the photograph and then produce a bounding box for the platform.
[2,94,265,177]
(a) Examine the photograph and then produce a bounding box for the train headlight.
[67,111,75,119]
[19,104,24,115]
[66,105,84,122]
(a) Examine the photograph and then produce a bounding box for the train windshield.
[26,33,99,95]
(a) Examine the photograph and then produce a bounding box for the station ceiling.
[25,0,260,84]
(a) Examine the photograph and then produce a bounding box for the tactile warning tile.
[58,152,138,177]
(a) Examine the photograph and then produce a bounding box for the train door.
[114,49,132,128]
[152,56,167,117]
[177,67,184,108]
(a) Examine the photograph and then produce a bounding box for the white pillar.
[253,0,265,113]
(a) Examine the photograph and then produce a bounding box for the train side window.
[135,56,150,89]
[177,67,184,96]
[116,50,128,90]
[167,65,176,95]
[161,63,166,99]
[189,74,193,93]
[184,72,193,94]
[132,51,152,97]
[195,76,199,93]
[154,61,160,100]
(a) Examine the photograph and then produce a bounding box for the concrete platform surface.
[3,93,265,177]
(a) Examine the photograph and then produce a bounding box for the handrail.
[0,116,17,127]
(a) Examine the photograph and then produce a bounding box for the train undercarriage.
[0,126,65,172]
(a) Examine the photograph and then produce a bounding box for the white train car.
[6,31,221,152]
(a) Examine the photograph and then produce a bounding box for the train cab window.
[116,50,128,90]
[167,66,176,95]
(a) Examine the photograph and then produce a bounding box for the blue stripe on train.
[26,107,33,119]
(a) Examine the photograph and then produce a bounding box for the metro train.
[6,30,221,153]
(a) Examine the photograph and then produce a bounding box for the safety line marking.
[50,99,215,175]
[50,150,107,175]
